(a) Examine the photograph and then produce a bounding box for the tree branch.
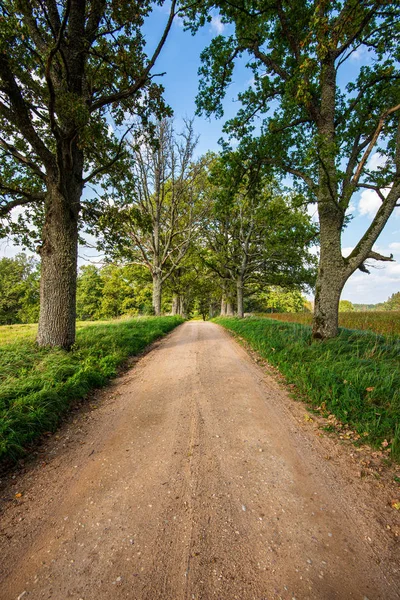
[0,55,54,168]
[351,103,400,187]
[90,0,177,113]
[0,137,46,180]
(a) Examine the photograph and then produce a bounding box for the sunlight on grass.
[215,317,400,461]
[0,316,183,461]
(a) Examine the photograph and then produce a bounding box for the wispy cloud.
[367,152,387,171]
[358,187,390,219]
[210,15,225,35]
[349,45,368,62]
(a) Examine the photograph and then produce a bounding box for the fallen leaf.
[366,387,375,392]
[15,492,22,498]
[391,501,400,510]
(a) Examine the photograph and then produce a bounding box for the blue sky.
[1,5,399,305]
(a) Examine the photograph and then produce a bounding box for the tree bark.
[180,296,187,319]
[312,187,346,339]
[152,273,162,316]
[312,262,345,339]
[226,301,234,316]
[312,57,345,340]
[37,179,80,349]
[220,296,227,316]
[172,293,180,315]
[236,276,244,318]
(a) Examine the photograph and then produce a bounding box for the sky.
[1,4,399,305]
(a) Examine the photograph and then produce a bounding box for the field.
[257,311,400,337]
[0,320,103,345]
[0,316,184,462]
[215,317,400,461]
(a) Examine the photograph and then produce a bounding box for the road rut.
[0,321,399,600]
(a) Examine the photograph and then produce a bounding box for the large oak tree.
[0,0,177,348]
[185,0,400,338]
[203,152,317,317]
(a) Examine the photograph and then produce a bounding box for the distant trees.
[203,152,317,317]
[0,0,177,347]
[186,0,400,339]
[339,300,354,312]
[76,264,152,321]
[256,288,309,314]
[378,292,400,312]
[0,254,39,324]
[93,119,209,315]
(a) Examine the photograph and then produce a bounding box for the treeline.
[0,254,312,325]
[353,293,400,312]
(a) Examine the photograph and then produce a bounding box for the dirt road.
[0,321,399,600]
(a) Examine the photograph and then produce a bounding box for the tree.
[76,265,104,321]
[258,287,309,314]
[164,248,220,318]
[0,253,40,324]
[203,152,317,317]
[96,263,153,319]
[0,0,177,347]
[380,291,400,311]
[93,119,209,315]
[185,0,400,338]
[339,299,354,312]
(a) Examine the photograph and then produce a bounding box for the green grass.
[0,316,183,461]
[214,317,400,461]
[256,311,400,337]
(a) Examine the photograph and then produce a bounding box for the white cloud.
[342,246,354,257]
[358,187,390,218]
[307,203,318,222]
[367,152,387,171]
[210,15,225,34]
[389,242,400,252]
[349,45,367,62]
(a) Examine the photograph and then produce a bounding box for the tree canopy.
[0,0,177,347]
[183,0,400,338]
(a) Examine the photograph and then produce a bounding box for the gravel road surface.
[0,321,399,600]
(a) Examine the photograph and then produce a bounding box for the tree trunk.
[172,293,180,315]
[152,274,162,316]
[226,301,234,316]
[312,264,345,339]
[220,297,227,316]
[312,58,345,341]
[37,181,80,349]
[237,277,244,318]
[312,188,346,340]
[180,296,187,319]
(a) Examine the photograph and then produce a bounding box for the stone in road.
[0,321,399,600]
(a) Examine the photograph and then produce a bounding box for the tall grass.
[257,311,400,337]
[0,316,183,461]
[215,317,400,460]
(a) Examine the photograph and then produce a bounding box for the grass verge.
[214,317,400,461]
[0,316,183,462]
